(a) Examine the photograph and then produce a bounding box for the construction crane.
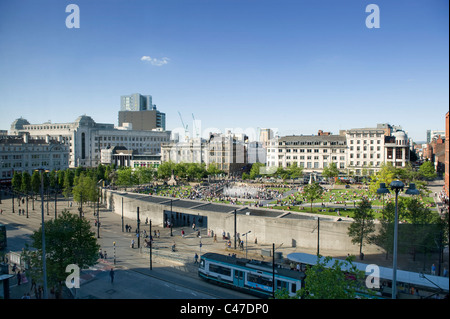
[178,111,189,141]
[192,113,200,138]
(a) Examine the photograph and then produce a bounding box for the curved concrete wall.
[103,189,381,255]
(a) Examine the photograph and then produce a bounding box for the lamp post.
[243,231,251,259]
[113,241,116,265]
[377,181,419,299]
[149,219,152,270]
[36,168,49,299]
[137,207,140,249]
[170,199,173,237]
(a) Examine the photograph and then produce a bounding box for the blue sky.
[0,0,448,142]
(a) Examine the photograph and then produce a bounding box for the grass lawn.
[275,188,436,208]
[272,205,385,219]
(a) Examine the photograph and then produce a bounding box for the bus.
[198,252,304,298]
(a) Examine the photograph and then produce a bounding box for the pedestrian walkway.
[1,188,448,299]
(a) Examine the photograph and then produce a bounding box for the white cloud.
[140,56,170,66]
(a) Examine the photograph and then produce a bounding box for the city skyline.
[0,0,448,142]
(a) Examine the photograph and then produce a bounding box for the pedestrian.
[431,264,436,275]
[131,239,135,249]
[194,253,198,264]
[104,251,107,259]
[17,270,21,285]
[109,268,115,283]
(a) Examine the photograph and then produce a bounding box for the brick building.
[445,112,449,198]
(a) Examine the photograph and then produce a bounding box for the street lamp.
[377,180,419,299]
[113,241,116,265]
[242,231,251,259]
[35,168,49,299]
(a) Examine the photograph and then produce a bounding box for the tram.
[287,252,449,299]
[198,252,304,298]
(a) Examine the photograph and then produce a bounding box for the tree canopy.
[276,255,372,299]
[23,210,100,298]
[347,197,376,257]
[302,182,324,213]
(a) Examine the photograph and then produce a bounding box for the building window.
[81,132,86,159]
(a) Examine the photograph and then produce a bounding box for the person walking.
[109,268,115,283]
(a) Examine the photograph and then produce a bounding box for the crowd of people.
[222,183,292,201]
[135,181,298,206]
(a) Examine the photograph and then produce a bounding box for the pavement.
[0,180,448,299]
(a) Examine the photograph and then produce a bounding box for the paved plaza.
[0,179,448,299]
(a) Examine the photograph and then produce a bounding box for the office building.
[267,133,347,172]
[120,93,154,111]
[10,115,170,168]
[161,131,249,176]
[1,133,69,182]
[119,93,166,130]
[269,124,411,177]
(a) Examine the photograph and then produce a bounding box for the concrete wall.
[103,189,381,255]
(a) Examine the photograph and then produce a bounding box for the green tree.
[23,210,100,298]
[274,167,290,181]
[249,163,265,179]
[57,169,65,189]
[21,171,32,194]
[418,161,437,180]
[11,171,22,192]
[293,255,371,299]
[186,163,207,180]
[157,161,176,179]
[287,162,303,181]
[72,174,98,205]
[31,170,41,194]
[369,199,407,259]
[322,162,340,183]
[62,169,73,201]
[207,163,223,178]
[395,162,419,184]
[49,169,57,189]
[302,182,324,213]
[96,164,106,182]
[134,167,155,185]
[402,197,441,261]
[347,198,376,257]
[104,165,112,183]
[115,167,135,186]
[368,162,396,195]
